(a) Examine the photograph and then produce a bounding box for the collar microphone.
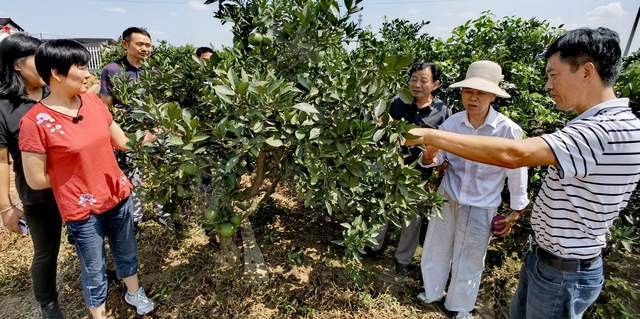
[72,115,84,123]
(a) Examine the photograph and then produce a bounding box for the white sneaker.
[455,311,474,319]
[416,292,442,304]
[124,287,155,315]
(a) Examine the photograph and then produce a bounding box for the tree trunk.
[218,234,241,270]
[240,220,269,283]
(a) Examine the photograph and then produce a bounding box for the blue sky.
[2,0,639,54]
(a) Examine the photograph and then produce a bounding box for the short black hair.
[35,39,91,85]
[409,62,441,82]
[544,27,621,86]
[0,33,42,101]
[122,27,151,42]
[195,46,214,57]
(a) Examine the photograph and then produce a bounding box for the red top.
[19,93,131,222]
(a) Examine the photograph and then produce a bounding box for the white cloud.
[408,8,421,15]
[104,7,126,14]
[587,2,627,21]
[188,1,208,11]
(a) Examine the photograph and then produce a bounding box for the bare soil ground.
[1,181,638,318]
[0,183,450,319]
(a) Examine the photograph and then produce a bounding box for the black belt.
[533,244,600,272]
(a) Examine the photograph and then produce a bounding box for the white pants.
[421,191,496,312]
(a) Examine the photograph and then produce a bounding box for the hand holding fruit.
[404,128,431,146]
[0,206,24,234]
[422,145,439,165]
[492,210,522,237]
[142,130,157,144]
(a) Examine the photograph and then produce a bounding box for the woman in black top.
[0,33,63,319]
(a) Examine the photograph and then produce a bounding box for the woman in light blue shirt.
[416,61,529,319]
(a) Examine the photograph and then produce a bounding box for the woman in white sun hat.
[416,60,529,319]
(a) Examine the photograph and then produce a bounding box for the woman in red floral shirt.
[20,39,155,319]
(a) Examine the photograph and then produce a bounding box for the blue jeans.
[66,197,138,308]
[510,249,604,319]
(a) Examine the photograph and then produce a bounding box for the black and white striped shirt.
[534,98,640,259]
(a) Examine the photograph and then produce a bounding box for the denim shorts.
[66,197,138,308]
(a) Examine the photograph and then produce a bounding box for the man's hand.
[404,128,432,146]
[1,206,24,234]
[142,131,157,144]
[422,145,439,166]
[493,210,522,237]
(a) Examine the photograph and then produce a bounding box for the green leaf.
[309,128,321,139]
[384,56,398,68]
[329,5,340,19]
[396,55,414,69]
[225,156,239,171]
[169,135,184,146]
[227,69,239,89]
[373,129,385,142]
[177,185,188,198]
[252,121,264,133]
[179,163,198,175]
[237,81,249,95]
[293,102,319,114]
[398,88,413,104]
[217,92,234,104]
[621,239,632,252]
[166,103,181,122]
[265,136,283,147]
[191,135,209,143]
[325,201,333,215]
[374,99,386,118]
[297,74,311,89]
[214,85,235,97]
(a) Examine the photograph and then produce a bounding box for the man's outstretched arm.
[406,128,557,169]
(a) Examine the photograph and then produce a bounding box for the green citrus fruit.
[217,223,236,238]
[204,207,217,222]
[311,51,325,63]
[261,34,273,46]
[230,214,242,227]
[248,32,263,45]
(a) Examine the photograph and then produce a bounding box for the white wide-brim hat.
[449,60,511,98]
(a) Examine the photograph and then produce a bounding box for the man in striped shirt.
[406,27,639,318]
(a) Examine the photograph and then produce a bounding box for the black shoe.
[395,261,411,276]
[363,246,384,258]
[41,301,64,319]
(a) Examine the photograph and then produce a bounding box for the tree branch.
[236,149,267,201]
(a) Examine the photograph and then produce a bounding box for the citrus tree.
[110,0,442,281]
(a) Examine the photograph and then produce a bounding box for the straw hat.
[449,60,511,98]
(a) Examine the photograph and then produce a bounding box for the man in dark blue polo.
[100,27,152,108]
[370,62,452,275]
[100,27,157,226]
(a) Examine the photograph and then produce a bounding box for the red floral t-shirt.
[19,93,131,221]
